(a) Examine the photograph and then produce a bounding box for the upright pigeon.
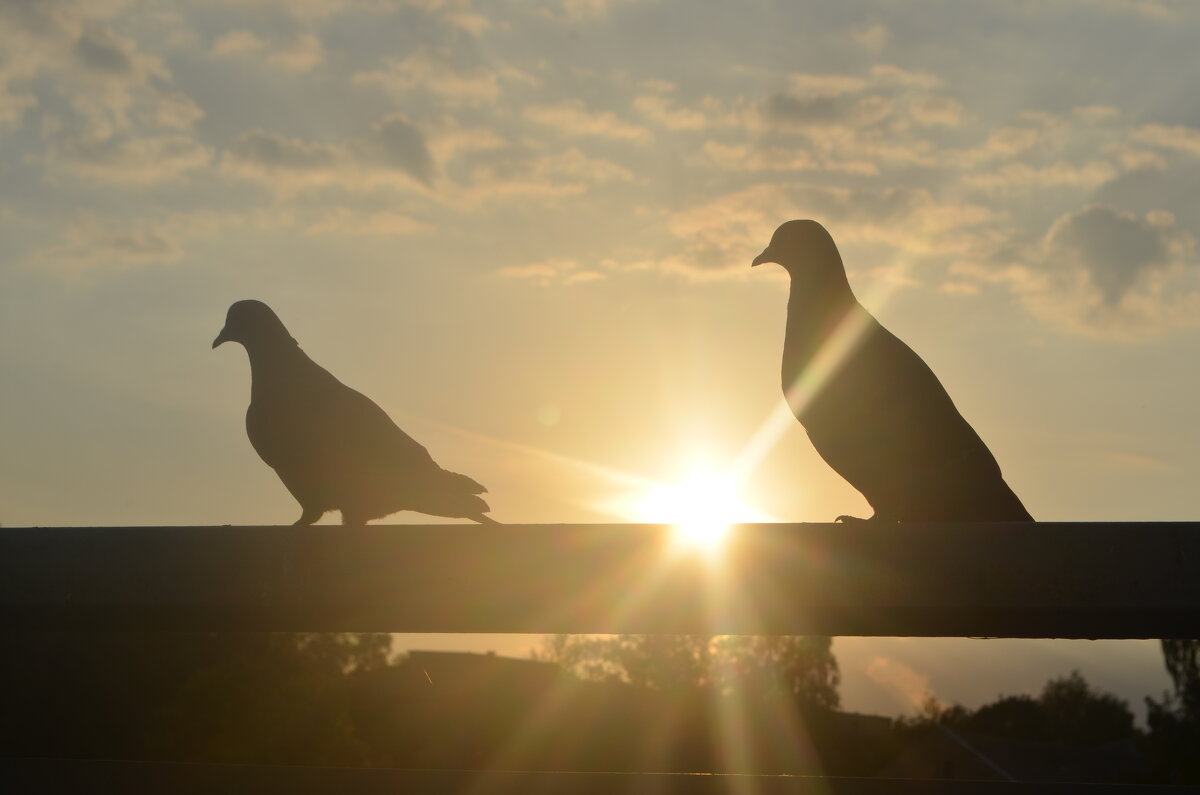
[213,300,495,525]
[752,220,1033,523]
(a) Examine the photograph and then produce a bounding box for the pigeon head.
[212,300,296,350]
[752,220,850,292]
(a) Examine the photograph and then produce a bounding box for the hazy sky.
[3,0,1198,720]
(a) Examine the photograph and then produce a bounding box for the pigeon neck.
[785,271,857,327]
[781,274,859,383]
[243,337,305,382]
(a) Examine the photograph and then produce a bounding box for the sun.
[624,466,770,554]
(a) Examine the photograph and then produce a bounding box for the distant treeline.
[1,633,1197,783]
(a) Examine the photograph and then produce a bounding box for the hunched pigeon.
[213,299,495,525]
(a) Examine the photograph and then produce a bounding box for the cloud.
[1044,204,1182,304]
[951,205,1200,338]
[353,115,437,184]
[224,130,340,174]
[964,126,1046,162]
[741,65,962,172]
[212,29,326,72]
[644,182,997,279]
[1059,0,1193,20]
[524,100,653,144]
[59,24,172,133]
[72,24,138,75]
[866,656,933,710]
[1130,123,1200,157]
[427,124,507,163]
[495,258,607,286]
[212,29,266,56]
[966,160,1118,193]
[221,114,437,190]
[550,0,657,21]
[851,23,890,51]
[303,208,435,237]
[764,90,892,131]
[41,119,212,185]
[458,146,636,204]
[633,91,710,131]
[907,94,964,128]
[29,215,184,275]
[273,32,326,71]
[353,50,536,107]
[703,141,820,173]
[206,0,359,20]
[0,0,209,196]
[152,91,205,129]
[867,64,944,90]
[1073,105,1121,124]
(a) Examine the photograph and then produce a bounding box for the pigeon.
[752,220,1033,523]
[213,300,495,525]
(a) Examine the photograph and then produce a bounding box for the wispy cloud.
[866,656,933,710]
[353,50,537,107]
[495,258,608,286]
[456,147,636,205]
[1131,123,1200,157]
[851,23,890,51]
[633,91,711,132]
[42,126,212,185]
[212,29,326,72]
[524,100,653,144]
[27,215,184,275]
[221,114,437,191]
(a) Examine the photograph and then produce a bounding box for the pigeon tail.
[443,470,488,495]
[415,471,493,521]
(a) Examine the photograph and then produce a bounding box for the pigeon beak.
[212,328,230,349]
[751,246,777,267]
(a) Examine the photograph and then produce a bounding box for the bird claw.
[835,514,869,524]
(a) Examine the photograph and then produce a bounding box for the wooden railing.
[3,522,1199,792]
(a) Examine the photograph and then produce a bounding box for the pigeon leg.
[340,510,367,527]
[294,506,323,526]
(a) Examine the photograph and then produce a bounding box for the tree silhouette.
[0,632,390,766]
[146,633,391,765]
[534,634,839,709]
[1147,639,1200,781]
[1160,639,1200,718]
[908,670,1134,748]
[714,635,841,712]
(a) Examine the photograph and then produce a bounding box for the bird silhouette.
[213,300,495,525]
[752,220,1033,523]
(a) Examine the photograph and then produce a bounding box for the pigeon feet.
[294,507,323,526]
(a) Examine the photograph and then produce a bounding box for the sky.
[3,0,1200,721]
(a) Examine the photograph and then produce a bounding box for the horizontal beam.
[0,757,1155,794]
[1,523,1198,638]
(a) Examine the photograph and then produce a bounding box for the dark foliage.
[0,632,1184,783]
[893,671,1143,783]
[1146,639,1200,782]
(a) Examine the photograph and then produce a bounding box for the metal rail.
[3,522,1197,637]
